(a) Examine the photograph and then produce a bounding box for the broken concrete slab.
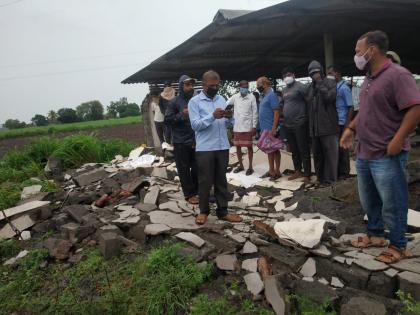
[310,244,331,257]
[21,185,42,200]
[215,254,238,271]
[19,230,31,241]
[341,297,387,315]
[159,201,182,213]
[242,192,261,207]
[331,276,344,288]
[228,233,247,243]
[344,250,376,260]
[148,210,199,230]
[242,258,258,273]
[244,272,264,296]
[98,232,121,260]
[151,167,168,179]
[299,212,339,224]
[398,271,420,300]
[274,201,286,212]
[284,202,298,211]
[143,186,160,205]
[274,219,326,249]
[64,205,89,223]
[300,258,316,277]
[392,257,420,274]
[242,241,258,254]
[134,203,157,212]
[408,209,420,229]
[0,200,50,221]
[60,222,94,244]
[121,176,148,193]
[384,268,399,278]
[354,258,389,272]
[246,206,268,213]
[273,180,303,191]
[73,168,107,187]
[144,223,171,235]
[264,275,286,315]
[0,215,36,240]
[175,232,205,248]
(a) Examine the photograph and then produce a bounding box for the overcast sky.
[0,0,281,123]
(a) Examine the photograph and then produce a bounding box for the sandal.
[219,213,243,223]
[245,169,254,176]
[270,173,282,181]
[375,245,411,264]
[351,235,388,248]
[187,195,199,205]
[233,166,245,173]
[260,171,271,179]
[195,214,208,225]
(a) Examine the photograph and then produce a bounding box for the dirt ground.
[0,123,145,158]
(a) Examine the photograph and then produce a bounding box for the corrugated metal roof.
[122,0,420,84]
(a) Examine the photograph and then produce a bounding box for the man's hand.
[251,128,256,136]
[223,110,233,118]
[340,128,354,150]
[213,108,224,119]
[387,136,404,156]
[270,128,277,137]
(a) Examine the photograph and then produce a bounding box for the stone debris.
[242,192,261,207]
[73,168,107,187]
[99,232,121,260]
[175,232,205,248]
[384,268,399,278]
[244,272,264,296]
[331,276,344,288]
[274,201,285,212]
[283,202,298,211]
[43,237,73,260]
[264,276,286,315]
[408,209,420,228]
[273,180,303,191]
[3,250,29,266]
[302,277,314,282]
[151,167,168,179]
[398,271,420,300]
[0,215,36,240]
[392,257,420,274]
[299,212,339,225]
[144,186,160,205]
[242,241,258,254]
[215,254,238,271]
[300,258,316,277]
[242,258,258,273]
[333,256,346,264]
[148,210,199,230]
[0,200,50,221]
[274,219,326,248]
[159,201,182,213]
[354,258,388,271]
[134,203,157,212]
[21,185,42,200]
[341,297,387,315]
[228,233,247,243]
[310,244,331,257]
[19,230,31,240]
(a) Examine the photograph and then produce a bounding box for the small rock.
[398,271,420,300]
[159,201,182,213]
[264,275,286,315]
[331,276,344,288]
[134,203,157,212]
[354,258,388,271]
[43,237,73,260]
[242,241,258,254]
[300,258,316,277]
[144,223,171,235]
[274,201,285,212]
[215,254,238,271]
[333,256,346,264]
[19,230,31,241]
[310,244,331,257]
[244,272,264,296]
[384,268,399,278]
[175,232,206,248]
[392,257,420,274]
[73,168,107,187]
[318,277,329,285]
[341,297,386,315]
[64,205,89,223]
[229,233,247,243]
[143,186,160,205]
[242,258,258,273]
[274,219,326,249]
[98,232,121,260]
[21,185,42,200]
[151,167,168,179]
[302,277,314,282]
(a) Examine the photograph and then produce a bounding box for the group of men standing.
[161,30,420,264]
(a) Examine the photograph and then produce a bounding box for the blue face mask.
[239,87,249,95]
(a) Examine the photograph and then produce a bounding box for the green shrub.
[397,290,420,315]
[0,239,21,260]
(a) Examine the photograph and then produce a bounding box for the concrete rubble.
[2,146,419,314]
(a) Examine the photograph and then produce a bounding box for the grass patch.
[397,290,420,315]
[0,241,213,315]
[0,239,22,260]
[287,294,336,315]
[0,134,135,210]
[0,116,142,140]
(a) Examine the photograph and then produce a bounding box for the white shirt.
[152,102,164,122]
[227,92,258,132]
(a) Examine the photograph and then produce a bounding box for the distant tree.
[4,119,26,129]
[76,100,104,121]
[57,108,78,124]
[47,110,58,123]
[218,80,238,100]
[106,97,140,118]
[31,114,49,126]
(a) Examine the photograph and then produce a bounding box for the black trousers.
[284,123,311,177]
[173,143,198,199]
[196,150,230,217]
[338,126,350,177]
[312,134,339,184]
[154,121,165,144]
[164,125,172,145]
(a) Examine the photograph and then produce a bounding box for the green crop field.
[0,115,142,140]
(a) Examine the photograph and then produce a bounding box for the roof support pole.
[323,33,334,69]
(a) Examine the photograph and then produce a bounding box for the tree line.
[3,97,140,129]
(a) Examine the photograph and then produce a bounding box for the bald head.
[256,76,271,94]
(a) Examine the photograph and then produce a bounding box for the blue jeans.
[356,151,409,249]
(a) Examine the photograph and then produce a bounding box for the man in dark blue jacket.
[165,75,199,204]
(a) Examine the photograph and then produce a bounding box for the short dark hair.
[358,30,389,53]
[202,70,220,83]
[327,65,343,75]
[282,66,295,76]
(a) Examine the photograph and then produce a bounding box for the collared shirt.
[258,88,280,131]
[357,60,420,160]
[151,102,164,122]
[188,91,232,152]
[336,80,353,126]
[227,92,258,132]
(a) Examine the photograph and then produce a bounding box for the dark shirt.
[165,94,195,146]
[356,61,420,160]
[282,81,309,128]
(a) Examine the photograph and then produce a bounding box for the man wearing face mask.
[307,60,339,185]
[281,67,311,183]
[327,65,354,179]
[165,75,199,205]
[227,80,258,175]
[341,30,420,263]
[188,70,243,225]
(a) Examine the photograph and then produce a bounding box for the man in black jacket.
[165,75,199,204]
[307,60,339,185]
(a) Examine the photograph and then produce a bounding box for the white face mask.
[354,47,372,70]
[327,75,335,80]
[284,76,295,85]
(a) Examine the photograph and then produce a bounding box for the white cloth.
[227,93,258,132]
[152,102,164,122]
